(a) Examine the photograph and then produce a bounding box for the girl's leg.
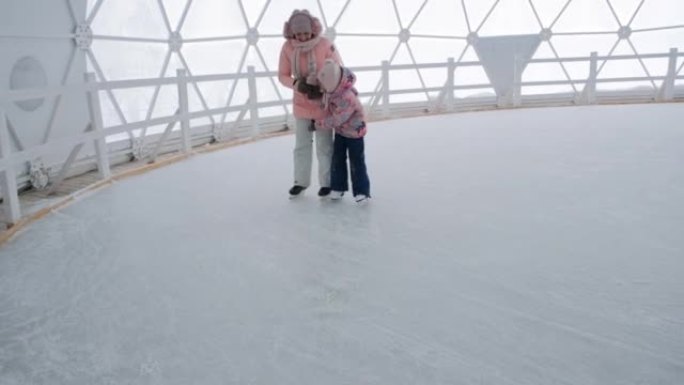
[314,127,334,188]
[348,137,370,197]
[293,119,314,188]
[330,134,349,192]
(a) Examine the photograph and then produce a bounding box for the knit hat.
[317,59,342,92]
[290,13,312,34]
[283,10,323,39]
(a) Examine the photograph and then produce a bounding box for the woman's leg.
[330,134,349,192]
[293,119,314,188]
[348,137,370,197]
[314,128,334,188]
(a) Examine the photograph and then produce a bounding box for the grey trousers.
[293,118,333,188]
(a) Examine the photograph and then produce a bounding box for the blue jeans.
[331,134,370,197]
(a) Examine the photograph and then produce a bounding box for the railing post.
[381,60,390,118]
[582,52,598,105]
[247,66,259,137]
[446,57,455,111]
[176,69,191,153]
[658,48,678,102]
[0,107,21,225]
[512,54,523,107]
[84,73,111,179]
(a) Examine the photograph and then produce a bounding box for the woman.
[278,9,342,197]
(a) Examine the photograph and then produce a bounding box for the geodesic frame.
[74,0,683,135]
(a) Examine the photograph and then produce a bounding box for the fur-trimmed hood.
[283,10,323,39]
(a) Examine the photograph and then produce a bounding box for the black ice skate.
[289,185,306,197]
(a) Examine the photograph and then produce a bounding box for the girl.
[315,59,370,203]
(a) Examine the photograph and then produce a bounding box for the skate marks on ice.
[1,104,684,384]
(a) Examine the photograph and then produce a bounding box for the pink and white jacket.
[278,37,342,121]
[315,67,367,139]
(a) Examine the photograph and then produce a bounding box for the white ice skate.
[329,190,344,200]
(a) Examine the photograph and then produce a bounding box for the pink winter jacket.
[278,37,342,120]
[315,67,367,139]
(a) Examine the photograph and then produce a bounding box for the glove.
[294,78,323,100]
[294,77,308,93]
[306,86,323,100]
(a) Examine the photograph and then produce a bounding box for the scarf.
[290,36,321,83]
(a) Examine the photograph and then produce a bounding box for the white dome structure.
[1,1,683,384]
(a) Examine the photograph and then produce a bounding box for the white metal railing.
[1,49,683,226]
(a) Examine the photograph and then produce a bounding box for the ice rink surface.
[1,104,683,384]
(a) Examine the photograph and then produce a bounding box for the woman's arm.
[278,43,296,89]
[316,92,357,130]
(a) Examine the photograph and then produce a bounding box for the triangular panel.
[630,29,684,55]
[51,91,90,142]
[147,85,178,121]
[527,0,573,28]
[320,0,357,29]
[608,0,645,26]
[98,86,125,127]
[462,0,500,32]
[596,40,653,80]
[593,39,656,92]
[336,37,398,68]
[410,0,469,37]
[391,42,416,65]
[244,46,288,111]
[90,0,168,38]
[223,78,251,112]
[240,0,271,28]
[408,39,468,64]
[255,39,284,75]
[336,0,400,34]
[453,45,494,97]
[549,35,619,61]
[553,0,620,33]
[478,0,541,36]
[630,0,684,30]
[194,80,232,110]
[161,0,192,32]
[523,41,577,94]
[417,67,448,89]
[111,88,156,123]
[186,83,212,126]
[257,2,311,34]
[181,41,248,75]
[89,40,169,80]
[355,72,382,95]
[393,0,429,29]
[4,100,52,149]
[182,0,247,38]
[473,35,542,96]
[163,54,186,78]
[384,44,429,103]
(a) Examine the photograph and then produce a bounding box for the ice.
[1,104,683,384]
